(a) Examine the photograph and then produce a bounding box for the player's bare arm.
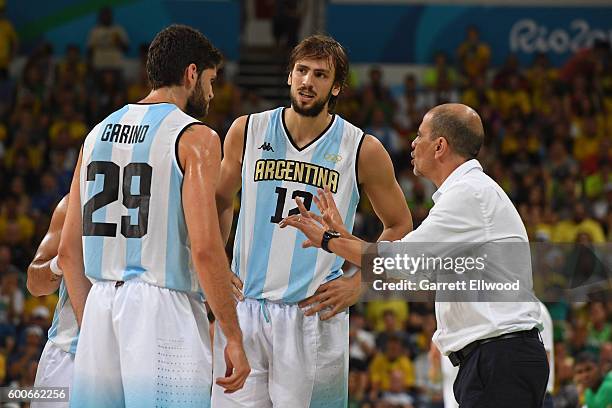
[27,195,68,296]
[217,116,248,301]
[58,148,92,327]
[359,134,412,240]
[216,115,247,244]
[179,123,250,392]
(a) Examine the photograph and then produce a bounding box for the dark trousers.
[453,335,549,407]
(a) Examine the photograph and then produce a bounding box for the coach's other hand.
[216,341,250,393]
[299,271,361,320]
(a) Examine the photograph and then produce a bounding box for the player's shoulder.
[327,113,364,147]
[228,114,250,134]
[239,107,283,140]
[359,133,386,157]
[336,113,365,139]
[181,122,219,143]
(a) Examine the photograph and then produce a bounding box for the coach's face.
[411,112,439,178]
[288,58,340,117]
[186,67,216,118]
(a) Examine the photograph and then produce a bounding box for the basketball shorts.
[70,279,212,408]
[32,341,75,408]
[211,298,348,408]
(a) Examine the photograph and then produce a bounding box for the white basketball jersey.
[47,280,78,354]
[80,103,201,293]
[233,107,364,302]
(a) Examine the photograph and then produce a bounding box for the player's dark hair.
[146,24,223,90]
[429,108,484,159]
[288,35,349,112]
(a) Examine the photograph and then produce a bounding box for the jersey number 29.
[83,161,152,238]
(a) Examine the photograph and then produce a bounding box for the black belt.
[448,328,540,367]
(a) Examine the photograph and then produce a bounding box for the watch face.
[326,230,341,239]
[322,230,340,253]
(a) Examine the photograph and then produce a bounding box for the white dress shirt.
[393,159,542,354]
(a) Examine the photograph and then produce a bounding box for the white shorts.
[32,341,74,408]
[211,298,348,408]
[70,279,212,408]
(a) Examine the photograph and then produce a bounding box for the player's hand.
[299,271,361,320]
[314,187,349,237]
[279,198,325,249]
[216,340,250,393]
[231,274,244,301]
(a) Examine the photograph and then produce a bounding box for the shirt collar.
[432,159,483,203]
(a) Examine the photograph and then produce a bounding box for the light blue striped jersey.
[80,103,201,293]
[47,280,79,354]
[233,107,364,302]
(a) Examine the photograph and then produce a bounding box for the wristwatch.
[321,230,341,253]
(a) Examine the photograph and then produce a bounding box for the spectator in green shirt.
[574,351,612,408]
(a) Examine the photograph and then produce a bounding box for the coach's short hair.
[429,107,484,159]
[146,24,223,90]
[288,35,349,112]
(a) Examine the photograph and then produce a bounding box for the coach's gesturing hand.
[216,341,251,393]
[279,198,326,249]
[313,187,350,237]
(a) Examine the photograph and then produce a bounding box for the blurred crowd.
[0,7,609,408]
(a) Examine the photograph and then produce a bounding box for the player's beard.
[290,87,332,117]
[185,79,209,118]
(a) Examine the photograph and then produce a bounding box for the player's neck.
[139,87,187,111]
[285,107,333,148]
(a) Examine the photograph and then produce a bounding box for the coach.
[281,103,549,407]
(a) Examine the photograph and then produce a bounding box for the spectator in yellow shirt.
[457,25,491,81]
[553,202,606,243]
[461,76,495,111]
[496,75,532,118]
[366,300,409,332]
[55,44,87,84]
[48,104,87,145]
[370,335,415,399]
[572,115,602,164]
[526,53,558,102]
[0,194,34,245]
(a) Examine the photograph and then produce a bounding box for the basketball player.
[27,196,76,408]
[58,25,249,407]
[213,35,412,407]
